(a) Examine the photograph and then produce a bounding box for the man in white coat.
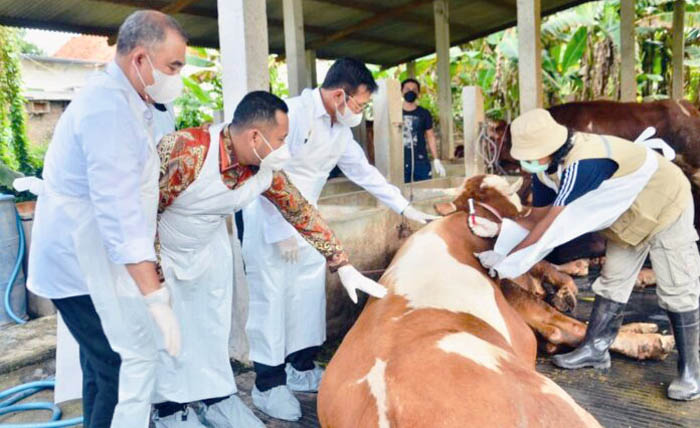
[242,57,438,420]
[151,91,386,426]
[25,11,187,428]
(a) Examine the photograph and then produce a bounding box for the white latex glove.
[402,205,440,225]
[432,159,447,177]
[337,265,388,304]
[145,287,181,357]
[276,236,299,263]
[13,176,44,195]
[474,250,506,278]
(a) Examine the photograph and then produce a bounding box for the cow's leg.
[611,331,675,360]
[635,268,657,290]
[510,273,546,298]
[500,280,674,360]
[500,279,585,347]
[528,261,578,313]
[554,259,590,277]
[619,322,659,334]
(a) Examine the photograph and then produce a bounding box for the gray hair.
[116,10,188,55]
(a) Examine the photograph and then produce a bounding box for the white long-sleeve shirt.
[27,62,168,299]
[259,88,410,244]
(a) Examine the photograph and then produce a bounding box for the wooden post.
[516,0,543,113]
[407,60,416,78]
[306,49,318,88]
[283,0,307,96]
[434,0,454,159]
[372,79,404,186]
[217,0,269,120]
[462,86,486,177]
[620,0,636,102]
[672,0,685,100]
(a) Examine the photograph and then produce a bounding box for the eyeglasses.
[345,93,370,114]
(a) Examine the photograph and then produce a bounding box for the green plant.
[0,26,37,198]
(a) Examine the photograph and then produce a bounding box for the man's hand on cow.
[402,205,440,224]
[337,265,388,304]
[474,250,505,278]
[276,236,299,263]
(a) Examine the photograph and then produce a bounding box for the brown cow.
[319,175,602,428]
[491,99,700,177]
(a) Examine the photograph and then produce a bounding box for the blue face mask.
[520,160,548,174]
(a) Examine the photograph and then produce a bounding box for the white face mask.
[335,90,364,128]
[134,55,183,104]
[253,132,291,171]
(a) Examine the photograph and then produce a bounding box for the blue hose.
[0,381,83,427]
[2,208,83,427]
[5,209,25,325]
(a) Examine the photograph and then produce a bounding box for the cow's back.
[318,213,601,428]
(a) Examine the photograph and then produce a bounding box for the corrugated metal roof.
[0,0,591,66]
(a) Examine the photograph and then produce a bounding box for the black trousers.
[253,346,320,391]
[53,295,121,428]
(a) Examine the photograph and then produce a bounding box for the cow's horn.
[509,177,523,194]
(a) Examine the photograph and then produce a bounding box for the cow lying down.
[318,175,672,428]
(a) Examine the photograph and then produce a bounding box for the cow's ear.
[434,202,457,216]
[509,176,524,195]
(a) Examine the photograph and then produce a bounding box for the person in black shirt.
[401,78,446,182]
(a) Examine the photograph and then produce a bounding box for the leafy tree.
[0,25,36,188]
[15,29,45,56]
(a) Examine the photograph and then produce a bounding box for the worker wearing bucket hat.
[476,108,700,401]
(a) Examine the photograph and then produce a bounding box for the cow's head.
[488,120,519,173]
[435,174,525,218]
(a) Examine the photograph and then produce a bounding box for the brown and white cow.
[318,175,602,428]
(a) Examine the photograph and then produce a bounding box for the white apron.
[47,95,161,427]
[243,120,342,366]
[154,123,273,402]
[494,145,659,279]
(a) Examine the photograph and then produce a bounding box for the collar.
[105,61,151,121]
[311,88,330,119]
[219,124,239,173]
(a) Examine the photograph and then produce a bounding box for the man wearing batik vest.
[150,91,386,426]
[477,108,700,402]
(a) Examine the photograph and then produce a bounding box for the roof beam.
[307,0,434,50]
[160,0,201,15]
[487,0,517,12]
[311,0,474,35]
[91,0,216,18]
[268,18,431,51]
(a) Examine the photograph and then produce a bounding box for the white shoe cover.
[286,363,325,392]
[198,395,264,428]
[251,385,302,421]
[153,406,205,428]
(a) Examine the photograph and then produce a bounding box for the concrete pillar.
[407,60,416,78]
[306,49,318,88]
[218,0,269,121]
[462,86,486,177]
[372,79,404,186]
[620,0,636,102]
[217,0,268,362]
[516,0,543,113]
[283,0,307,96]
[672,0,685,100]
[434,0,454,160]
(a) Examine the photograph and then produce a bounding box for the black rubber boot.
[667,309,700,401]
[552,295,625,369]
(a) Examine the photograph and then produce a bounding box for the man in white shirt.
[242,57,437,421]
[27,11,186,428]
